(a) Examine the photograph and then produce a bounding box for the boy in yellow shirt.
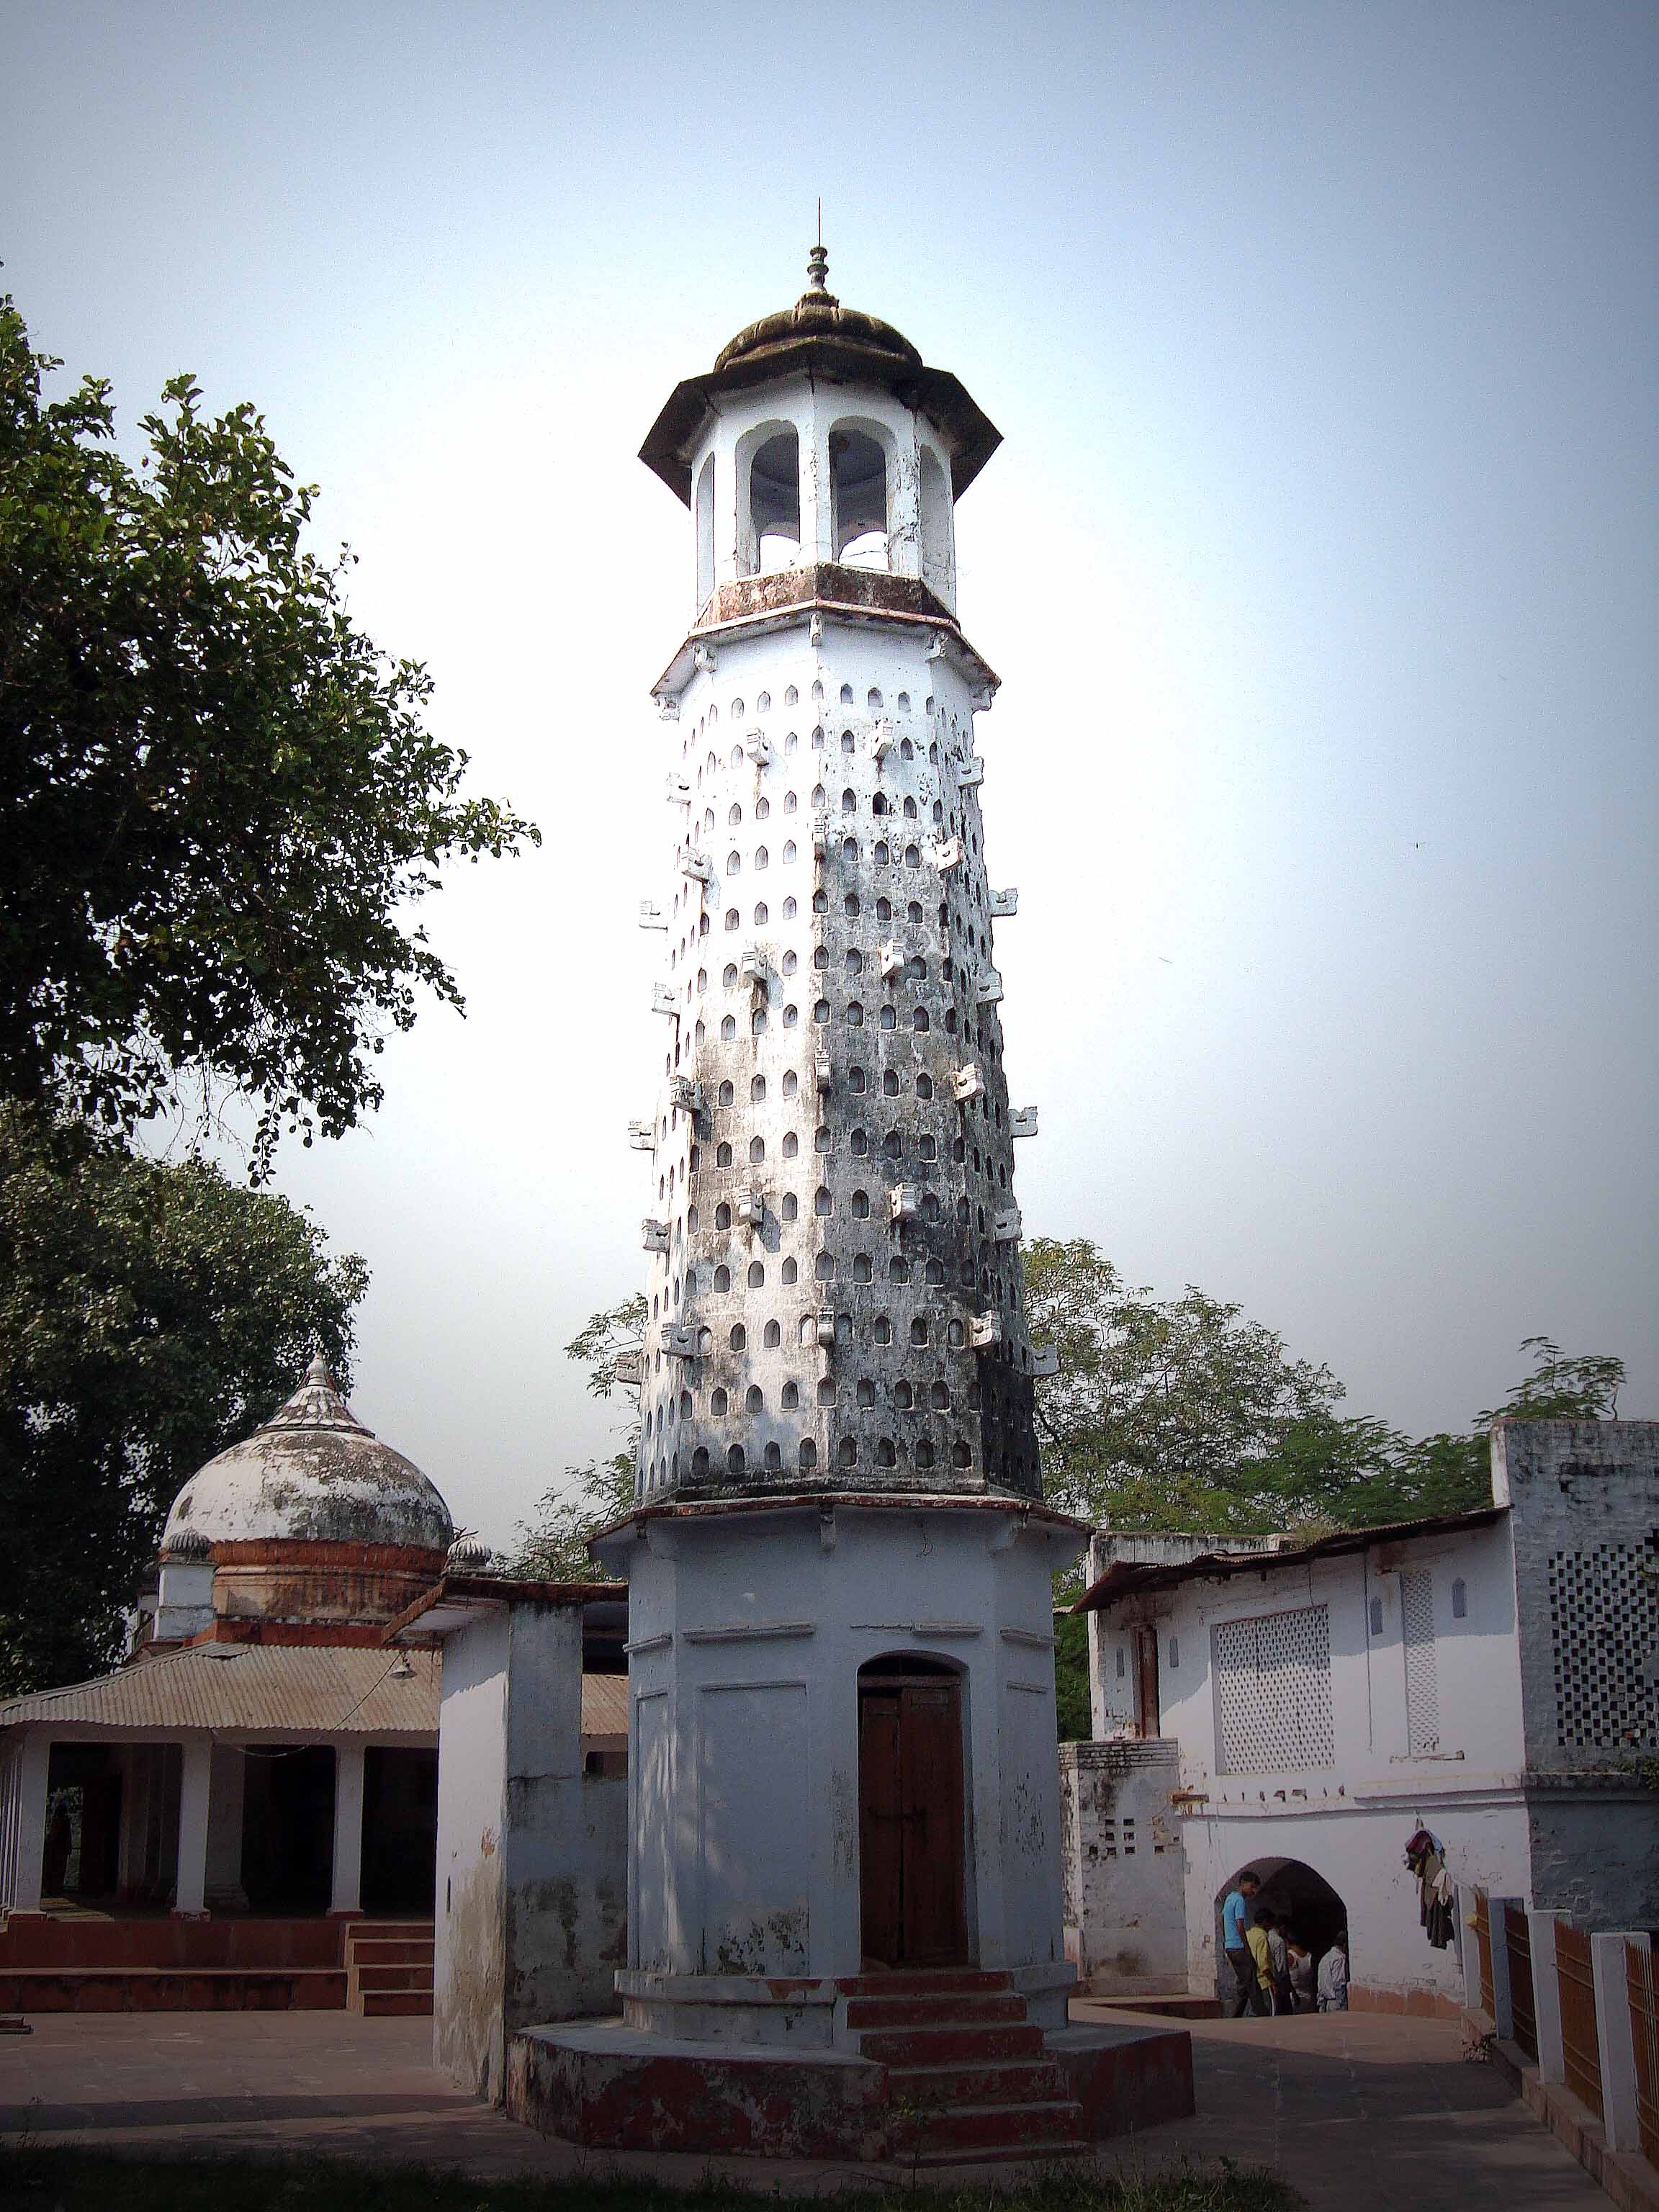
[1246,1910,1275,2012]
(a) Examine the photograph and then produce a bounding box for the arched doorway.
[858,1655,968,1969]
[1214,1856,1348,2000]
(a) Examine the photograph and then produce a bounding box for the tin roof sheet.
[0,1646,630,1741]
[1071,1505,1509,1611]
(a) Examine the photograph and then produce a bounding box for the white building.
[1066,1419,1659,2015]
[0,1357,626,2018]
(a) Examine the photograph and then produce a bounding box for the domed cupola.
[160,1354,454,1628]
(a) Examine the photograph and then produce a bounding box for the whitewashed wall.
[605,1498,1080,2018]
[1058,1738,1186,1992]
[433,1603,626,2100]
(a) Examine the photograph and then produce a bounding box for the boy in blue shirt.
[1222,1872,1264,2015]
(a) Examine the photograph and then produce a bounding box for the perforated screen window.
[1548,1543,1659,1751]
[1401,1570,1442,1754]
[1213,1605,1335,1773]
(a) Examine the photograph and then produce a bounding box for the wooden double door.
[858,1668,968,1968]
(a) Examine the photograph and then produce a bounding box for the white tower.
[532,255,1181,2164]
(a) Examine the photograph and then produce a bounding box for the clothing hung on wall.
[1404,1825,1457,1950]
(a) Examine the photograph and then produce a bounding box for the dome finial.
[806,199,828,293]
[305,1348,333,1388]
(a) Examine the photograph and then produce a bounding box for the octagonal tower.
[568,260,1119,2154]
[632,246,1046,1506]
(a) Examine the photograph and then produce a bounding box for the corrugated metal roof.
[0,1649,631,1741]
[1071,1505,1509,1611]
[581,1673,629,1737]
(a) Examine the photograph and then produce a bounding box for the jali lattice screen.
[1213,1604,1335,1772]
[1547,1543,1659,1751]
[1400,1569,1442,1754]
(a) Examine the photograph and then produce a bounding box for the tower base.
[506,1970,1194,2164]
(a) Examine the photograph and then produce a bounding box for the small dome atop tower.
[161,1354,454,1557]
[713,244,922,377]
[641,245,1001,507]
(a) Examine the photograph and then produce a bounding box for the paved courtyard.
[0,2002,1608,2206]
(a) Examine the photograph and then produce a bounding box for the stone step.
[845,1990,1027,2029]
[0,1966,346,2013]
[349,1963,433,1994]
[858,2022,1046,2066]
[1084,1992,1224,2020]
[358,1989,432,2018]
[884,2058,1071,2105]
[839,1969,1014,2000]
[908,2138,1093,2168]
[346,1938,433,1966]
[892,2098,1089,2157]
[346,1921,433,1944]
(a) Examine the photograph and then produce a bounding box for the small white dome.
[162,1355,453,1555]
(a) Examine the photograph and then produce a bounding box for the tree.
[1476,1336,1623,1424]
[0,295,536,1177]
[0,1102,367,1691]
[503,1293,646,1581]
[1024,1238,1344,1535]
[1026,1239,1632,1541]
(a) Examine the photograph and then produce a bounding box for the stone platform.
[508,1970,1195,2163]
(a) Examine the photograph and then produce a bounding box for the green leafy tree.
[0,1102,367,1691]
[1477,1336,1623,1423]
[1052,1611,1093,1741]
[0,295,536,1177]
[1025,1237,1344,1534]
[505,1293,646,1581]
[1026,1241,1631,1540]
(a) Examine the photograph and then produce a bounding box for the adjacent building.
[0,1357,626,2014]
[1064,1419,1659,2015]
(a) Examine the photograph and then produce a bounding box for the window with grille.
[1548,1543,1659,1750]
[1213,1605,1335,1772]
[1400,1570,1441,1753]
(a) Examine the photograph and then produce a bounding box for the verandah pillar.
[3,1730,51,1913]
[172,1734,213,1917]
[330,1740,365,1917]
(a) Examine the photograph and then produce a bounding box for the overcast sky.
[5,1,1655,1545]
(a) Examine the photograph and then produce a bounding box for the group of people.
[1221,1871,1348,2016]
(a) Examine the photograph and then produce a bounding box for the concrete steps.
[0,1966,346,2012]
[842,1974,1089,2162]
[345,1920,433,2018]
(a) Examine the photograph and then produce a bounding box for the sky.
[4,1,1655,1547]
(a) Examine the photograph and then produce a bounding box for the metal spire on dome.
[806,199,829,295]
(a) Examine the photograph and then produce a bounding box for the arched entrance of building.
[1214,1856,1348,2000]
[857,1654,968,1969]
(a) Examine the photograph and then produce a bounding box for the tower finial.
[807,202,828,293]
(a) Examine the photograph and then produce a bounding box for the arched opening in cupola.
[830,421,889,569]
[741,425,801,575]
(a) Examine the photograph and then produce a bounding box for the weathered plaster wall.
[433,1609,508,2095]
[1178,1802,1517,2007]
[606,1498,1079,2003]
[1494,1419,1659,1778]
[433,1601,627,2102]
[1059,1739,1185,1992]
[1092,1523,1527,1806]
[1527,1790,1659,1926]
